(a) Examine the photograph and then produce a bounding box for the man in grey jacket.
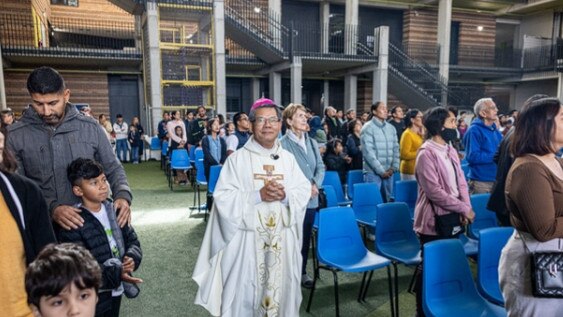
[360,101,400,202]
[7,66,132,231]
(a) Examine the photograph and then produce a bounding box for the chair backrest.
[393,171,401,184]
[194,148,204,161]
[207,165,222,194]
[195,159,207,183]
[150,137,161,150]
[346,169,364,199]
[162,141,169,156]
[317,207,367,264]
[352,183,383,217]
[188,146,197,162]
[394,180,418,217]
[170,149,189,169]
[322,185,338,208]
[322,171,345,203]
[423,239,484,316]
[478,227,514,296]
[469,193,498,239]
[375,202,419,251]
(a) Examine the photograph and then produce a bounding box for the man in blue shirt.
[463,98,503,194]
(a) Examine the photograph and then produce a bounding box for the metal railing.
[225,0,289,56]
[0,14,140,59]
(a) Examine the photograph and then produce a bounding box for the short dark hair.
[233,112,246,129]
[404,109,421,128]
[447,106,459,117]
[511,97,561,157]
[347,119,361,135]
[206,117,218,134]
[326,138,343,156]
[25,243,102,307]
[423,107,451,140]
[27,67,66,95]
[116,114,123,119]
[390,105,402,115]
[67,158,104,186]
[371,101,386,114]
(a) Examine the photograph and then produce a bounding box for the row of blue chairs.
[308,202,511,316]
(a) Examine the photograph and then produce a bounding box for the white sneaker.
[367,233,375,241]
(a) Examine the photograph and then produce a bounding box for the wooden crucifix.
[254,165,284,185]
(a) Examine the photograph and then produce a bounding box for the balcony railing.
[0,14,141,60]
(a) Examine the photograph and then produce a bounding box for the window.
[51,0,78,7]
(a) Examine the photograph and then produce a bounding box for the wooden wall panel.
[357,81,402,114]
[50,0,134,26]
[0,0,35,47]
[5,72,110,117]
[403,9,496,66]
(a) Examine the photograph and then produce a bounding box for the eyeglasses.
[253,116,280,125]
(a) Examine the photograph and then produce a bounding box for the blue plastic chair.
[191,158,208,213]
[313,185,339,229]
[168,149,191,191]
[205,165,222,221]
[352,183,383,237]
[194,147,204,161]
[306,207,395,317]
[346,169,363,200]
[188,145,197,163]
[161,140,169,171]
[394,180,418,219]
[322,171,351,206]
[478,227,514,306]
[375,202,422,316]
[459,233,479,256]
[468,194,499,240]
[423,239,507,317]
[148,136,160,160]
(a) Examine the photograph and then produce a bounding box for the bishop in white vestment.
[193,101,311,317]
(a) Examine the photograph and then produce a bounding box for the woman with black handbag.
[412,107,476,316]
[280,103,325,290]
[500,97,563,316]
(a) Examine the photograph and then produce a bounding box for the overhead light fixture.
[254,7,261,13]
[477,26,484,32]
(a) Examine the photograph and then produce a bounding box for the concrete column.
[344,0,359,55]
[437,0,452,105]
[372,26,389,105]
[558,73,563,100]
[290,57,302,104]
[269,0,282,49]
[344,75,357,111]
[214,0,227,116]
[145,2,163,133]
[323,80,330,110]
[251,77,261,101]
[269,72,282,105]
[0,52,6,110]
[320,1,330,54]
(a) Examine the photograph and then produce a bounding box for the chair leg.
[311,229,320,281]
[408,264,420,294]
[306,267,317,313]
[358,272,368,303]
[387,265,397,317]
[392,264,399,317]
[361,270,374,302]
[332,270,340,317]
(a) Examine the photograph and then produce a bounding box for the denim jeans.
[130,146,139,163]
[364,171,394,203]
[116,139,128,162]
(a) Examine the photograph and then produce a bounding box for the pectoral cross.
[254,165,284,185]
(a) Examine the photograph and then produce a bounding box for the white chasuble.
[193,137,311,317]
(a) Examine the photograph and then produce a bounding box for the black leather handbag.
[520,232,563,298]
[318,188,327,209]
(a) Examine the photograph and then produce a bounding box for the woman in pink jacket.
[412,107,476,316]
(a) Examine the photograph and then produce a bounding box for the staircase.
[224,0,289,64]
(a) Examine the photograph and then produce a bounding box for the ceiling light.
[254,7,261,13]
[477,26,484,32]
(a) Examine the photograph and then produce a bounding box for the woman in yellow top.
[400,109,424,180]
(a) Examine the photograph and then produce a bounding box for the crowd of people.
[0,65,562,317]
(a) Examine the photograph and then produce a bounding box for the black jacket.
[58,204,142,314]
[202,135,227,181]
[324,153,348,184]
[2,172,56,265]
[487,128,514,226]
